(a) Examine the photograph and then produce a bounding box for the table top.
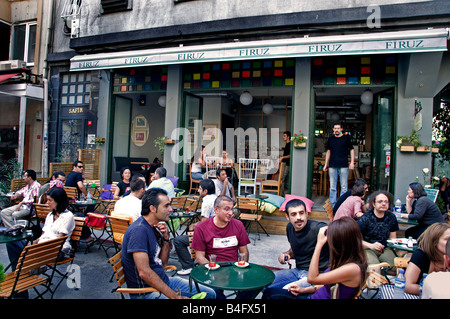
[387,238,417,252]
[0,230,33,244]
[190,261,275,292]
[396,217,419,226]
[69,199,101,207]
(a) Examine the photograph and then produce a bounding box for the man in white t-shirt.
[113,178,146,222]
[213,168,235,203]
[422,237,450,299]
[148,167,175,200]
[173,179,217,275]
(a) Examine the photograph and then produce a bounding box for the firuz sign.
[70,28,449,71]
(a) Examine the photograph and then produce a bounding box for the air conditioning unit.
[0,60,27,70]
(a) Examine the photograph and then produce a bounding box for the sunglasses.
[77,165,84,168]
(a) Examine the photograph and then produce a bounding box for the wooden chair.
[188,163,201,195]
[32,203,52,222]
[261,162,286,196]
[0,236,67,299]
[323,198,334,222]
[50,216,87,297]
[236,197,269,244]
[108,215,132,253]
[64,186,78,199]
[170,195,188,212]
[109,251,177,299]
[356,262,391,299]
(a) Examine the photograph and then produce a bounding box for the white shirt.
[148,177,175,200]
[201,194,217,219]
[113,194,142,222]
[40,209,75,253]
[422,271,450,299]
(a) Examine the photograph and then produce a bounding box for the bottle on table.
[394,198,402,217]
[393,268,406,299]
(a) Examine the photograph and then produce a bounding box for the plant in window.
[291,130,308,146]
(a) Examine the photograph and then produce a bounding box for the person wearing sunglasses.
[65,160,88,197]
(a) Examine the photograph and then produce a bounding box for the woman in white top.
[191,145,206,180]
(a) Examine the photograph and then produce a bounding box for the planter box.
[416,146,430,153]
[431,148,439,153]
[294,142,306,148]
[164,139,175,145]
[400,145,414,152]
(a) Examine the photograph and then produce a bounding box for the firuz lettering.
[239,48,270,56]
[385,40,424,49]
[77,61,100,68]
[308,44,343,53]
[178,52,205,60]
[124,57,148,64]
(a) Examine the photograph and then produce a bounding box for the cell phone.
[221,262,232,267]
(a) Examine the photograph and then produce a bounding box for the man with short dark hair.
[113,178,146,222]
[121,188,216,299]
[323,122,355,206]
[148,167,175,199]
[262,199,329,299]
[65,160,87,196]
[1,169,41,227]
[214,168,235,203]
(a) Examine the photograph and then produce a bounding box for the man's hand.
[349,163,355,170]
[371,242,385,253]
[278,253,290,264]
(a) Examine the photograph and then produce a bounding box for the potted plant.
[431,140,440,153]
[93,137,105,146]
[396,130,421,152]
[291,130,308,148]
[416,145,431,153]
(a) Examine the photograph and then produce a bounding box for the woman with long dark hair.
[401,182,443,239]
[114,166,131,200]
[308,217,368,299]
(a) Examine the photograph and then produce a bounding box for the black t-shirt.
[286,220,329,271]
[282,141,291,166]
[325,134,353,168]
[357,210,399,246]
[65,171,83,192]
[117,181,131,197]
[410,248,430,284]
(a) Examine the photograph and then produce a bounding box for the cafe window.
[61,72,91,106]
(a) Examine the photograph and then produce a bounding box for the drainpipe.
[41,0,55,177]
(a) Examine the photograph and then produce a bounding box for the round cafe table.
[190,261,275,299]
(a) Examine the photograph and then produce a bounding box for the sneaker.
[178,268,192,275]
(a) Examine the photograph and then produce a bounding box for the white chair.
[205,156,222,179]
[237,158,259,197]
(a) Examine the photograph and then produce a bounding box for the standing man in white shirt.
[113,178,146,222]
[174,179,217,275]
[148,167,175,200]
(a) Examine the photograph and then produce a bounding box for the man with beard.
[323,122,355,207]
[262,199,329,299]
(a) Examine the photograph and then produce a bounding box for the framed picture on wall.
[135,115,147,128]
[135,131,146,142]
[202,124,218,140]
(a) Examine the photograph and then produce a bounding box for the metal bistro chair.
[237,158,259,197]
[236,196,269,245]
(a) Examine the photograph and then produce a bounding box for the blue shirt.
[121,216,169,290]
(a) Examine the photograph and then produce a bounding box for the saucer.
[205,264,220,270]
[234,262,249,268]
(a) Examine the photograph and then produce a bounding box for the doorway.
[311,86,395,209]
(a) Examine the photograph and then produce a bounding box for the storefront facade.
[47,1,450,201]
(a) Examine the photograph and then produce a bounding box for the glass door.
[371,88,395,192]
[179,92,203,185]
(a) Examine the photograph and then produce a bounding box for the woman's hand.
[317,226,328,246]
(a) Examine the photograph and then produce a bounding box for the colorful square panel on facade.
[252,80,261,87]
[324,77,335,85]
[113,86,120,92]
[145,76,151,82]
[360,76,371,84]
[241,80,251,87]
[274,60,283,67]
[184,74,191,81]
[274,79,283,86]
[130,69,135,75]
[253,70,261,77]
[242,62,251,69]
[152,83,161,90]
[161,75,168,81]
[221,80,230,88]
[385,56,396,64]
[232,63,240,70]
[313,77,323,85]
[386,66,396,74]
[144,84,151,91]
[222,63,230,70]
[202,64,210,71]
[373,77,383,84]
[212,64,221,71]
[242,71,251,78]
[212,81,220,88]
[121,78,127,84]
[348,77,359,85]
[193,82,201,89]
[184,82,192,89]
[313,67,323,75]
[285,69,294,77]
[193,73,201,80]
[263,70,272,77]
[383,77,395,84]
[137,85,143,91]
[203,73,210,80]
[313,58,323,66]
[263,61,272,68]
[285,78,294,86]
[361,67,371,74]
[263,79,272,86]
[361,57,371,64]
[336,67,346,75]
[222,71,231,79]
[274,69,283,77]
[325,68,335,75]
[202,81,210,89]
[286,60,295,67]
[336,77,346,84]
[128,85,135,91]
[348,67,358,75]
[253,61,261,69]
[232,71,240,78]
[232,80,240,87]
[121,85,127,91]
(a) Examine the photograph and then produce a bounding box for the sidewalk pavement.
[0,227,292,299]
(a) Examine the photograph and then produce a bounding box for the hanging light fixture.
[158,95,166,107]
[263,103,273,114]
[240,91,253,105]
[360,89,373,105]
[360,103,372,115]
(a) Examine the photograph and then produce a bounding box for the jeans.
[191,172,204,180]
[173,235,194,269]
[129,276,216,299]
[262,268,313,299]
[328,167,349,206]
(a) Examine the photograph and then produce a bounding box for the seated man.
[148,167,175,200]
[262,198,330,299]
[121,188,216,299]
[65,160,88,197]
[357,190,399,271]
[1,170,41,228]
[191,195,252,298]
[214,168,236,203]
[174,179,217,275]
[113,178,146,222]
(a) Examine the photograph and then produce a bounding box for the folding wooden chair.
[261,162,286,196]
[236,197,269,244]
[357,262,391,299]
[323,198,334,222]
[0,236,67,299]
[64,186,78,199]
[108,214,132,254]
[170,195,188,212]
[188,163,201,195]
[33,203,52,223]
[50,216,87,297]
[108,251,177,299]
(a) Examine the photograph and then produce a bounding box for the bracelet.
[313,285,318,292]
[162,237,170,242]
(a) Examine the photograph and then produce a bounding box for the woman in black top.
[114,166,131,200]
[401,182,443,239]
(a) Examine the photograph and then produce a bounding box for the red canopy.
[0,73,20,82]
